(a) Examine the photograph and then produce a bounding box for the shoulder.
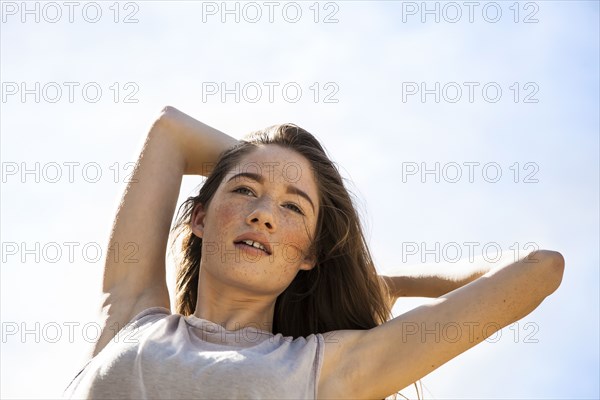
[110,306,173,339]
[64,307,174,396]
[92,306,172,358]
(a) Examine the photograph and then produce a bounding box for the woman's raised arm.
[379,251,519,301]
[319,249,565,399]
[92,107,237,357]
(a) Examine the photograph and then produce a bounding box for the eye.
[283,202,304,215]
[233,186,255,196]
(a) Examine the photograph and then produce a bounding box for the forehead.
[224,145,318,197]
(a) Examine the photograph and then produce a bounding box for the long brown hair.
[170,122,393,337]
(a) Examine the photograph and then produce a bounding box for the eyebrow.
[227,172,315,213]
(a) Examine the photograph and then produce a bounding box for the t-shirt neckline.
[185,314,275,338]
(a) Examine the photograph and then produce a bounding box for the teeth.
[241,239,267,253]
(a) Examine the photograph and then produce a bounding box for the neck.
[193,266,277,333]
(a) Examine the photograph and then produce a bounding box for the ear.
[298,254,316,271]
[190,203,207,239]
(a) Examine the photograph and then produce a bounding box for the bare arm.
[159,106,239,176]
[379,252,519,300]
[319,250,565,399]
[92,107,237,357]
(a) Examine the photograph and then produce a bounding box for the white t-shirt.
[64,307,325,399]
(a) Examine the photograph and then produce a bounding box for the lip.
[233,232,273,255]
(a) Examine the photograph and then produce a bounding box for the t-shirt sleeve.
[313,333,325,399]
[62,307,172,398]
[126,306,172,326]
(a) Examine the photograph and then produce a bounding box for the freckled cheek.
[214,202,239,221]
[206,201,241,241]
[276,220,314,258]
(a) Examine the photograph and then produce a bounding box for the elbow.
[153,105,182,129]
[147,106,184,143]
[159,105,178,118]
[532,249,565,295]
[542,249,565,282]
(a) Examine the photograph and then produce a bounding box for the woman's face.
[191,144,320,296]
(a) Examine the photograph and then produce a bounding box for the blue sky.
[1,1,598,399]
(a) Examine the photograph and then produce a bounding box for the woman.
[65,106,565,399]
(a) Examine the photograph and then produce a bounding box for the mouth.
[233,239,272,255]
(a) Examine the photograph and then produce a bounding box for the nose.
[245,201,276,231]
